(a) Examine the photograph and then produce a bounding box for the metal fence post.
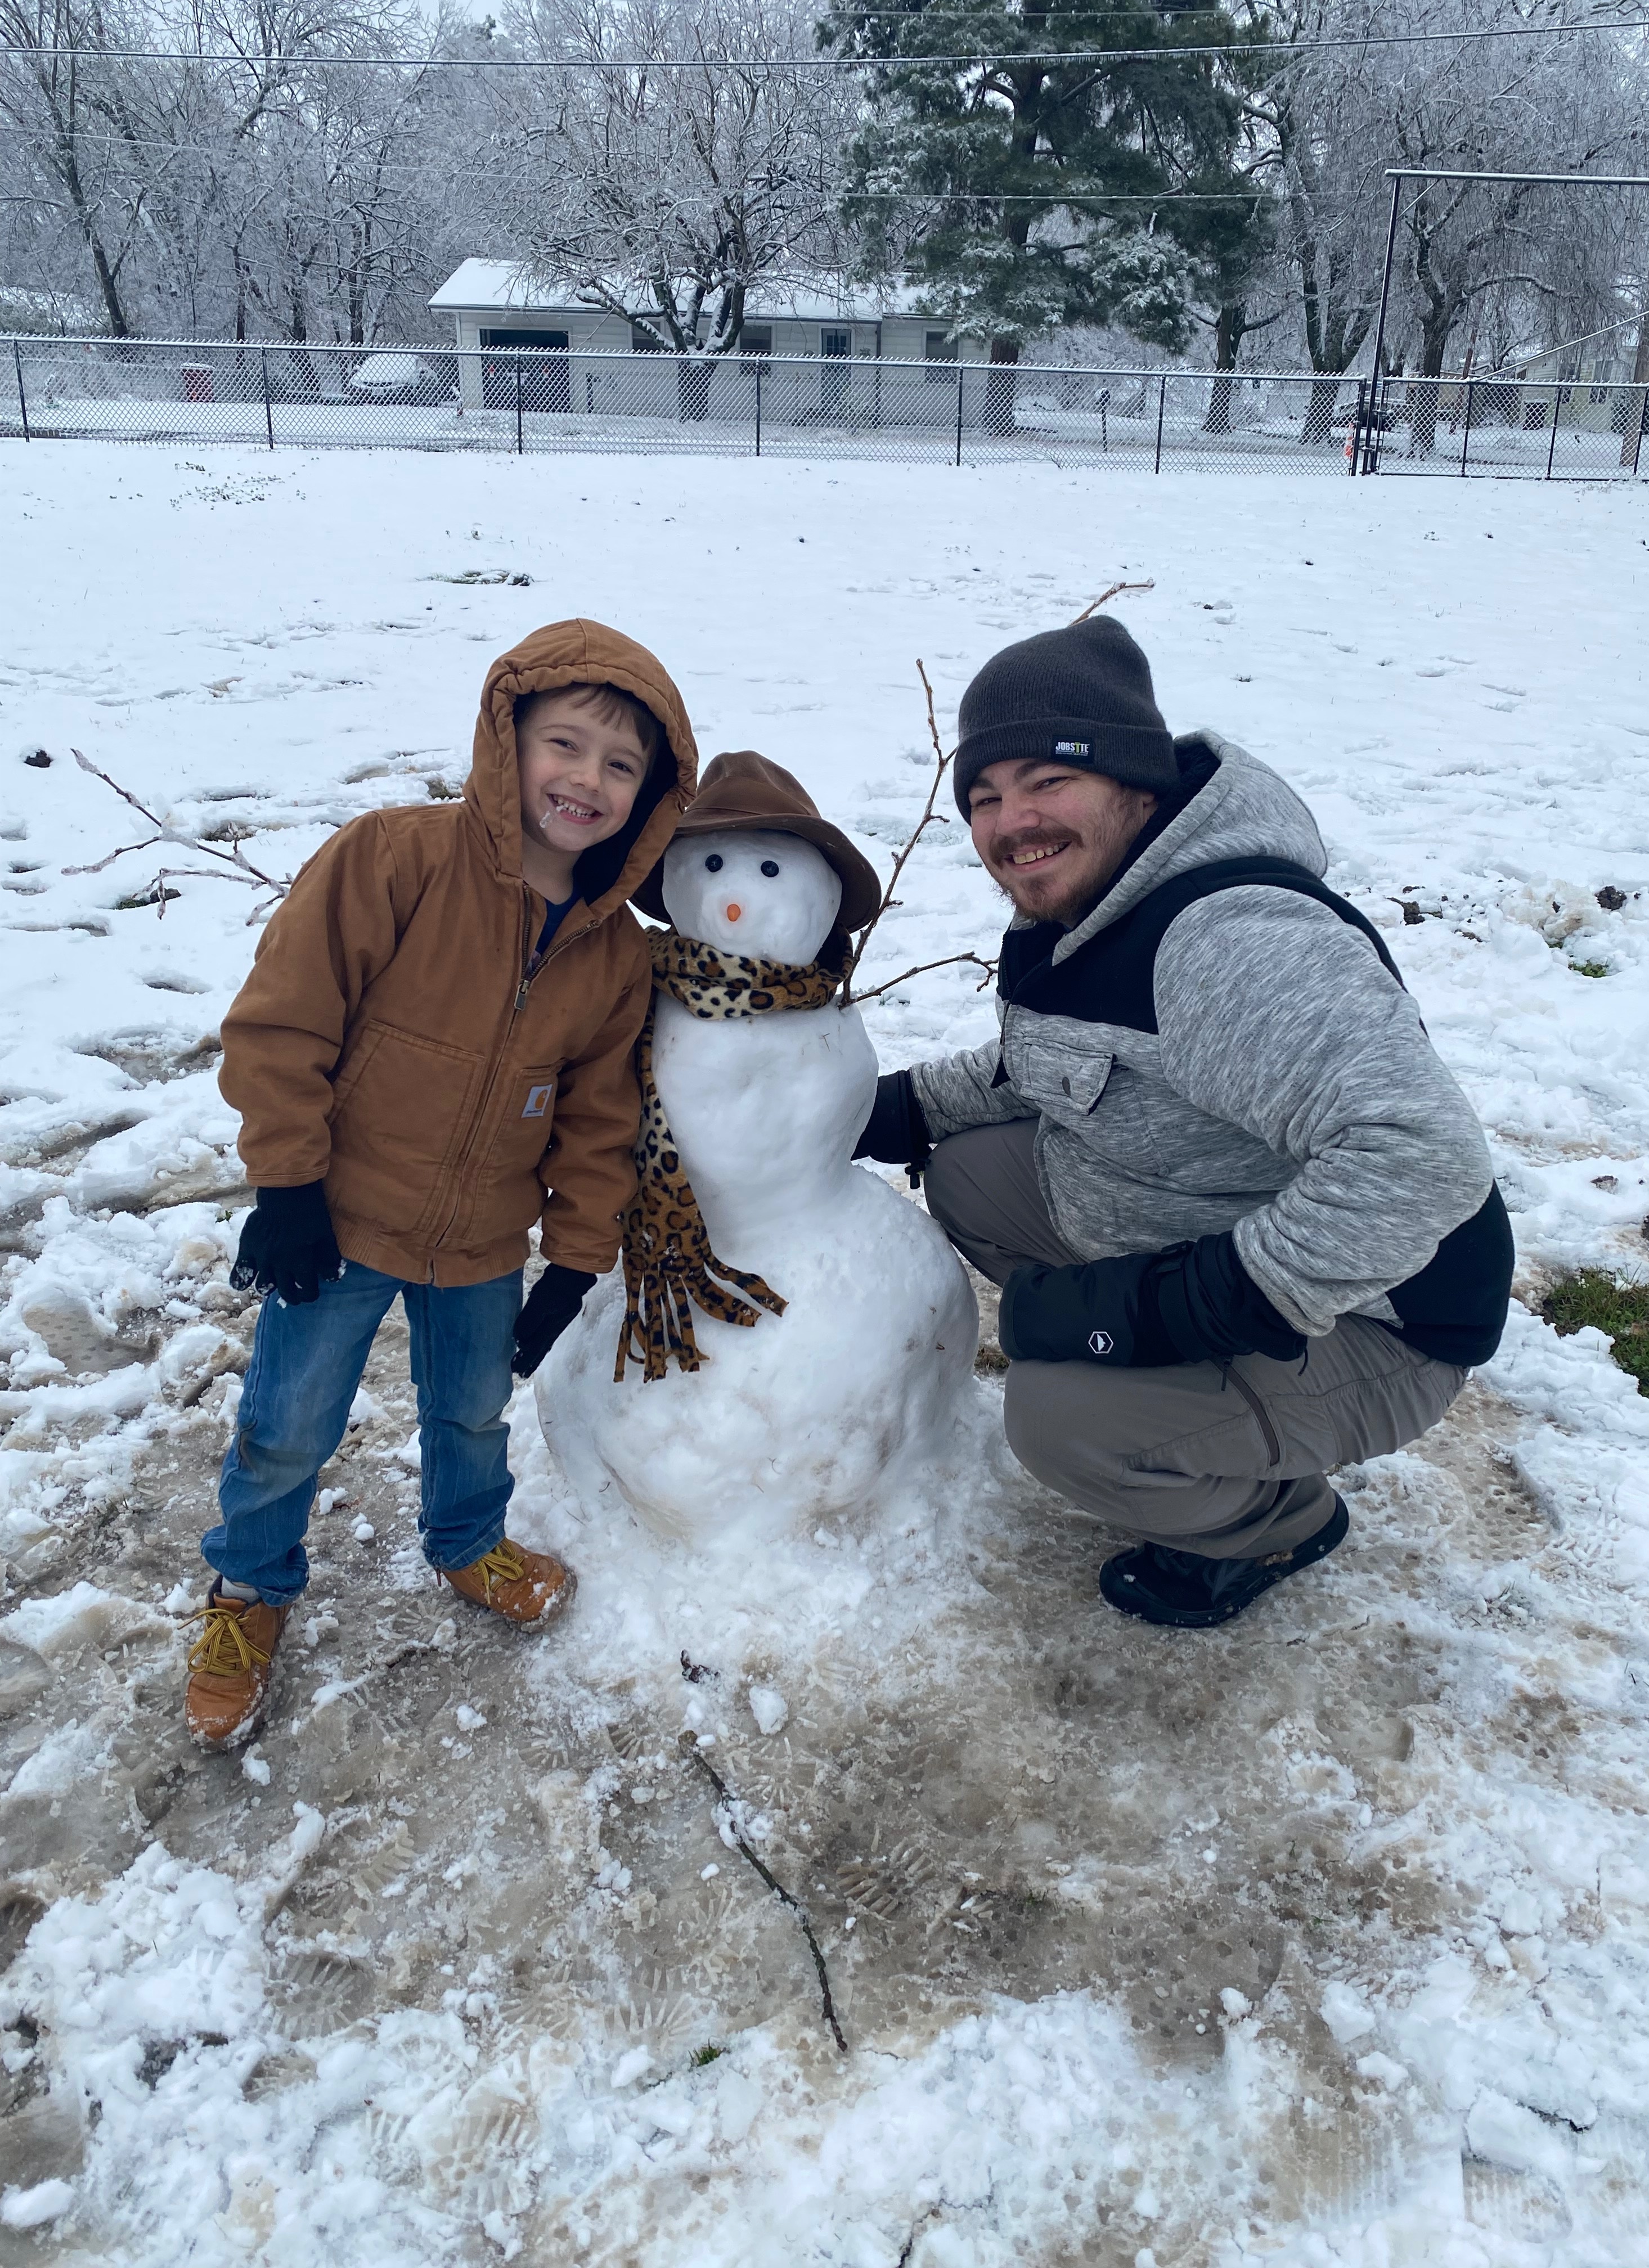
[754,358,762,457]
[1632,385,1647,479]
[1348,380,1364,474]
[515,355,524,455]
[1459,378,1474,475]
[955,363,964,466]
[1154,375,1167,473]
[13,339,28,440]
[1545,387,1561,480]
[261,348,274,451]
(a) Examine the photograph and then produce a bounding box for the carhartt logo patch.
[522,1083,555,1119]
[1087,1329,1115,1357]
[1053,738,1091,759]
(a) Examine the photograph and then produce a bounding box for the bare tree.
[0,0,161,333]
[488,0,852,369]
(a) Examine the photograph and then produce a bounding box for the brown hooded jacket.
[219,620,697,1285]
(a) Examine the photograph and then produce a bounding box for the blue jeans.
[201,1261,523,1605]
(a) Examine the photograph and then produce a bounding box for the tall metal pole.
[1621,306,1649,469]
[754,357,762,457]
[262,348,274,450]
[13,339,28,441]
[955,362,964,466]
[1362,175,1403,473]
[1153,374,1166,472]
[1459,378,1474,475]
[515,354,524,454]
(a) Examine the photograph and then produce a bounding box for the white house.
[426,260,992,428]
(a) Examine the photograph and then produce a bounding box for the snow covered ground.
[1,440,1647,2267]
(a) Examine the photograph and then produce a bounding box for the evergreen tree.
[820,0,1265,377]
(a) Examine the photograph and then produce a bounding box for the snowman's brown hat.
[631,749,883,933]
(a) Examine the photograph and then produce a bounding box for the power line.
[3,16,1648,71]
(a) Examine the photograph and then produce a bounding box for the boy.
[185,619,697,1749]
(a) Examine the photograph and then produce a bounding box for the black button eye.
[760,860,780,878]
[704,853,724,872]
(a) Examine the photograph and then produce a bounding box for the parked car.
[348,351,453,406]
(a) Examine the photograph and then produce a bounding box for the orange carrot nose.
[725,903,743,921]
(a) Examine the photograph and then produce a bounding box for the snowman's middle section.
[650,986,879,1240]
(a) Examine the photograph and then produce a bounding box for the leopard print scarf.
[616,928,844,1383]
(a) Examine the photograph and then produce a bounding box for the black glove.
[512,1264,597,1377]
[999,1232,1306,1369]
[852,1069,933,1182]
[230,1181,344,1306]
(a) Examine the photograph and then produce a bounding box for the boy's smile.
[515,690,650,903]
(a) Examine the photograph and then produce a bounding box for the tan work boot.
[184,1585,290,1750]
[444,1538,576,1630]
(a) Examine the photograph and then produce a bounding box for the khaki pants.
[926,1121,1467,1559]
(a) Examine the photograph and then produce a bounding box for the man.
[856,617,1512,1628]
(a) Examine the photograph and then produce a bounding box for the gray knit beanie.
[952,617,1178,814]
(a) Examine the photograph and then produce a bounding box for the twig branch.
[61,835,165,876]
[678,1732,848,2054]
[840,660,958,1011]
[1069,578,1155,624]
[852,951,998,1006]
[73,746,165,829]
[63,747,294,914]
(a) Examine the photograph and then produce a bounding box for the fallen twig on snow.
[62,748,294,921]
[677,1731,848,2054]
[1068,578,1155,623]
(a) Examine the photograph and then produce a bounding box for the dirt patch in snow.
[9,1271,1645,2262]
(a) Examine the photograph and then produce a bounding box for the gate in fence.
[3,336,1644,480]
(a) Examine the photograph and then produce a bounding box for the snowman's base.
[537,1171,979,1548]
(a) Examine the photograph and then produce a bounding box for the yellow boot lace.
[186,1600,271,1678]
[469,1540,525,1598]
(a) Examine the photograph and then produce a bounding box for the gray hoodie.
[909,734,1495,1339]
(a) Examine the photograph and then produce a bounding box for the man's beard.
[988,816,1142,928]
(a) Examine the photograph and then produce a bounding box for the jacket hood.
[1052,732,1327,964]
[466,618,699,917]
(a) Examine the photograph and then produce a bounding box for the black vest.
[995,857,1513,1367]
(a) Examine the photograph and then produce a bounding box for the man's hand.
[852,1069,932,1175]
[1000,1250,1179,1366]
[1000,1232,1306,1369]
[230,1181,344,1306]
[513,1264,598,1377]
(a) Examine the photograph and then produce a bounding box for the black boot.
[1099,1497,1349,1629]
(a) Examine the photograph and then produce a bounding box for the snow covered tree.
[818,0,1268,395]
[485,0,852,382]
[0,0,167,334]
[1238,0,1649,444]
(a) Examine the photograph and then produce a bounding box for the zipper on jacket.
[1225,1364,1282,1468]
[424,887,603,1271]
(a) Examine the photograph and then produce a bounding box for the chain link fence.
[2,335,1644,480]
[1360,374,1648,480]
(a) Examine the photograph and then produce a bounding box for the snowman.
[537,752,979,1547]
